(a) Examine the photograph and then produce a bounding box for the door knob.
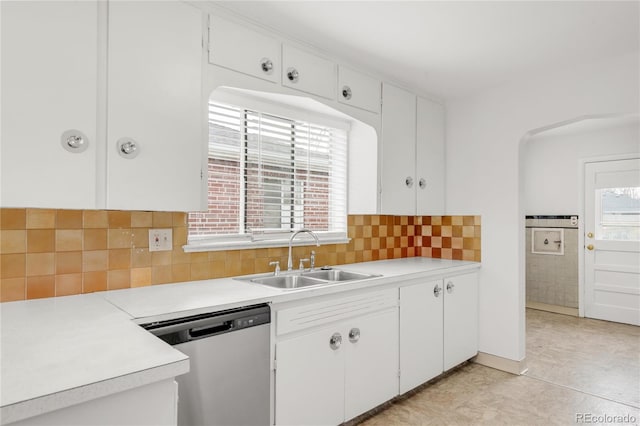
[61,130,89,153]
[433,284,442,297]
[260,58,273,74]
[348,328,360,343]
[587,232,594,238]
[586,244,594,251]
[329,332,342,350]
[405,176,414,188]
[286,67,299,83]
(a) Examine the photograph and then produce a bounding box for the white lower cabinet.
[443,272,479,371]
[400,272,478,393]
[10,379,178,426]
[274,290,398,425]
[399,279,444,393]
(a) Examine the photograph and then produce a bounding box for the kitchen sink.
[236,268,381,290]
[250,275,326,289]
[302,269,376,282]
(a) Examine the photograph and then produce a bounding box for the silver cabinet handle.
[342,86,352,100]
[434,284,443,297]
[61,130,89,153]
[348,328,360,343]
[260,57,273,74]
[405,176,414,188]
[117,138,139,159]
[419,178,426,189]
[446,281,455,293]
[287,67,299,83]
[329,332,342,350]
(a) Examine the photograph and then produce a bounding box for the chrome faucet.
[287,229,320,271]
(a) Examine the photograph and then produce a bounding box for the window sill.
[183,236,351,253]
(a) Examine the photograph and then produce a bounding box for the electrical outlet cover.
[149,228,173,252]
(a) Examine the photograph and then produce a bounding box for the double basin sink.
[237,268,381,290]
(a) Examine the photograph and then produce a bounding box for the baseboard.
[474,352,528,375]
[526,301,579,317]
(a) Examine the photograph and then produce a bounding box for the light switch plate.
[149,228,172,252]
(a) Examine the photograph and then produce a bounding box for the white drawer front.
[277,288,398,335]
[209,15,280,83]
[282,44,336,100]
[337,66,381,113]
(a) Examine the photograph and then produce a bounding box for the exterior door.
[584,158,640,325]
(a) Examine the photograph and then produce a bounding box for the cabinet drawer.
[277,288,397,336]
[338,66,381,113]
[209,15,280,83]
[282,45,336,100]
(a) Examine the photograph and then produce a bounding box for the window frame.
[184,92,351,252]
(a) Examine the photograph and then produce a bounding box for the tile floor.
[357,309,640,425]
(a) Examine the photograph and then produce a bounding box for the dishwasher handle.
[189,320,234,339]
[141,304,270,346]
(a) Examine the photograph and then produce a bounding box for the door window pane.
[596,187,640,241]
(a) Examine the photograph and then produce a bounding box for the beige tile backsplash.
[1,208,481,302]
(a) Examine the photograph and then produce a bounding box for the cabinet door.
[380,83,416,215]
[107,1,203,211]
[282,45,336,100]
[209,15,280,83]
[337,66,381,113]
[416,97,445,215]
[443,273,479,371]
[344,308,399,421]
[0,1,97,209]
[399,280,444,394]
[275,326,345,426]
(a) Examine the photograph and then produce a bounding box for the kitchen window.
[186,98,348,251]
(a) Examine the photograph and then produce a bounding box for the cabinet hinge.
[397,370,401,378]
[200,169,204,180]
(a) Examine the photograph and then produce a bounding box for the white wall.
[446,52,639,363]
[524,119,640,215]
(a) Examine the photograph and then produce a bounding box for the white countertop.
[0,294,189,424]
[0,258,479,425]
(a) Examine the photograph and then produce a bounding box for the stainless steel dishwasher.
[141,304,271,426]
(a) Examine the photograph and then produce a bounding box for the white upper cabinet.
[337,66,381,113]
[107,1,203,211]
[282,45,336,100]
[1,1,204,212]
[416,97,445,215]
[1,1,98,209]
[380,83,417,215]
[380,84,445,215]
[208,15,280,83]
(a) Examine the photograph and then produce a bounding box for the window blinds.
[188,101,347,240]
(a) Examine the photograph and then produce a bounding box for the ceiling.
[215,1,640,100]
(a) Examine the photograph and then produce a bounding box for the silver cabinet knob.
[342,86,352,100]
[434,284,443,297]
[287,67,299,83]
[61,130,89,153]
[329,332,342,350]
[260,57,273,74]
[419,178,426,189]
[117,138,139,159]
[446,281,455,293]
[405,176,414,188]
[348,328,360,343]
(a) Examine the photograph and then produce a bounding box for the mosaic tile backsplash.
[0,209,481,302]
